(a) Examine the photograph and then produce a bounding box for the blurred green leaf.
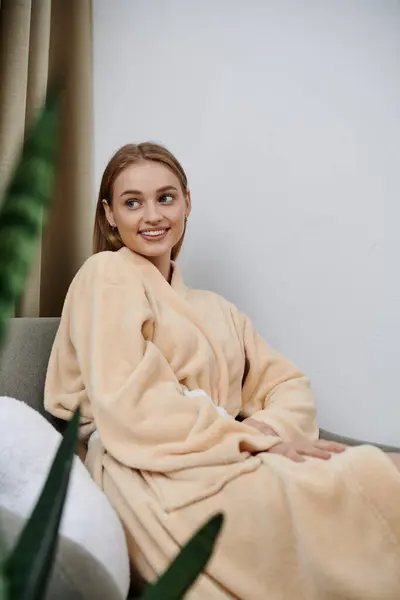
[142,513,224,600]
[0,566,9,600]
[0,87,61,348]
[3,407,80,600]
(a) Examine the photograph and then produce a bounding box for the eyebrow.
[120,185,178,197]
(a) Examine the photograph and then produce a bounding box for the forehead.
[113,161,181,196]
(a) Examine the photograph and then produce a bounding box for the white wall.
[93,0,400,444]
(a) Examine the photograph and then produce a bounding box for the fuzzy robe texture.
[45,247,400,599]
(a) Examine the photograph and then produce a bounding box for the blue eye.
[159,194,173,204]
[126,199,140,209]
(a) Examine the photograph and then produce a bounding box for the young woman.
[45,143,400,599]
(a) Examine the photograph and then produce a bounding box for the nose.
[143,201,163,224]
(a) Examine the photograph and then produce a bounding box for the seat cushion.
[0,505,124,600]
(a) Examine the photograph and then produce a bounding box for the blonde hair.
[93,142,188,260]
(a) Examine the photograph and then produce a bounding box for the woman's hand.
[242,417,346,461]
[268,439,346,462]
[242,417,279,437]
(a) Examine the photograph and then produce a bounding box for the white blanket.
[0,396,130,598]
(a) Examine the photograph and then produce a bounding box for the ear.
[102,199,116,228]
[185,190,192,219]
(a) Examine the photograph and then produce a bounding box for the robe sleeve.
[44,253,229,470]
[236,310,318,442]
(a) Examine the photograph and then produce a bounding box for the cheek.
[170,215,186,240]
[115,209,140,231]
[169,204,186,227]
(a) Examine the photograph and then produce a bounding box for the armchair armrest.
[319,429,400,454]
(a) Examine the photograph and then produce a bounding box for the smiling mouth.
[139,228,170,240]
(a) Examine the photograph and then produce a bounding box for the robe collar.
[118,246,188,295]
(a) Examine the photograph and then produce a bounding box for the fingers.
[299,446,331,460]
[314,440,346,453]
[297,440,347,460]
[288,450,305,463]
[268,439,347,463]
[269,444,305,462]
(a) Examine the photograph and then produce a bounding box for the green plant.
[142,513,223,600]
[0,88,60,347]
[0,89,223,598]
[0,574,8,600]
[0,408,81,600]
[0,85,63,599]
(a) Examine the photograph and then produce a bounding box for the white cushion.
[0,396,130,598]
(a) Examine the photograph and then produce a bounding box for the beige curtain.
[0,0,93,317]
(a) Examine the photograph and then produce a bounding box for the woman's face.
[104,161,191,265]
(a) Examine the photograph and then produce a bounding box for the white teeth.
[140,229,166,237]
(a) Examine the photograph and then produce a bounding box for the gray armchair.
[0,318,146,599]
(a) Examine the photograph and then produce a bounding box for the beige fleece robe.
[45,247,400,599]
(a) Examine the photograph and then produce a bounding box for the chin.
[141,248,170,258]
[134,241,174,259]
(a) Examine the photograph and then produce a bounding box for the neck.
[148,253,172,282]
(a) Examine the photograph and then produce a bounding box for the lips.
[139,227,170,241]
